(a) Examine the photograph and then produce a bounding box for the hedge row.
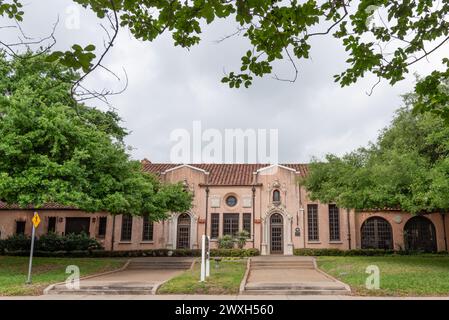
[0,233,102,253]
[293,248,447,256]
[1,248,260,258]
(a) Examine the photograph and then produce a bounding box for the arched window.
[273,190,280,202]
[404,216,437,252]
[361,217,393,250]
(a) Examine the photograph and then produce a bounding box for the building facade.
[1,161,447,254]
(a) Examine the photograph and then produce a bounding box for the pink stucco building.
[1,160,447,254]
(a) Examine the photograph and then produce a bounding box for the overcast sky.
[2,1,447,163]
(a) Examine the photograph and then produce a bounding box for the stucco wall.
[1,164,447,253]
[0,209,109,248]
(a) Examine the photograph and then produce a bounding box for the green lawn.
[317,255,449,296]
[158,259,247,294]
[0,256,125,296]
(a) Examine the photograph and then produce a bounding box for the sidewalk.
[1,294,449,300]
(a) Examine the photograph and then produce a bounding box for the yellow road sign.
[31,213,41,228]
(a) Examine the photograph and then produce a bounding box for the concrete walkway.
[242,256,350,295]
[82,269,183,283]
[44,257,194,295]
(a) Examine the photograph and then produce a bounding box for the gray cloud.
[3,0,447,163]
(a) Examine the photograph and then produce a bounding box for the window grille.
[142,216,154,241]
[211,213,219,239]
[361,217,393,250]
[328,204,340,241]
[223,213,239,236]
[307,204,319,241]
[120,215,133,241]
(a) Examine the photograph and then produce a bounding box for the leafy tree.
[1,0,448,118]
[301,83,449,214]
[0,52,192,219]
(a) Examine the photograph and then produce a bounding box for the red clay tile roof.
[0,162,308,209]
[142,162,309,186]
[0,202,76,210]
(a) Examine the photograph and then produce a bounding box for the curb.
[152,258,196,295]
[43,259,131,295]
[239,258,251,294]
[312,257,352,294]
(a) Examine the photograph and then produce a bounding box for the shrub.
[36,232,65,252]
[0,232,102,253]
[1,234,31,252]
[63,232,102,251]
[218,235,235,249]
[210,248,259,257]
[235,230,250,249]
[0,247,259,258]
[292,248,427,256]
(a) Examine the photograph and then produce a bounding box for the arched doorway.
[177,213,191,249]
[404,216,437,252]
[361,217,393,249]
[270,213,283,254]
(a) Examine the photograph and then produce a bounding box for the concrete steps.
[126,260,192,270]
[243,282,350,295]
[44,257,195,296]
[250,260,314,269]
[242,289,350,295]
[242,257,351,296]
[126,257,194,270]
[46,283,155,295]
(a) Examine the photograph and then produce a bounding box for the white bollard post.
[206,236,210,277]
[200,234,206,282]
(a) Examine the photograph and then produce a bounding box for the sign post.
[26,212,40,284]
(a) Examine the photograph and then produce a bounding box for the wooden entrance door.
[270,214,283,254]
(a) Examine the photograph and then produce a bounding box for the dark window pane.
[328,204,340,241]
[120,215,133,241]
[361,217,393,250]
[47,217,56,233]
[211,213,219,239]
[98,217,107,237]
[142,216,154,241]
[223,213,239,236]
[16,221,25,235]
[65,218,90,236]
[273,190,280,202]
[243,213,251,235]
[307,204,319,241]
[404,216,436,252]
